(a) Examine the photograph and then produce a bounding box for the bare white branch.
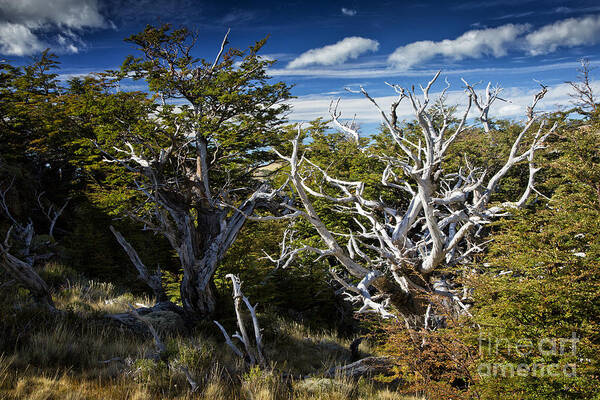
[274,72,556,327]
[214,274,266,366]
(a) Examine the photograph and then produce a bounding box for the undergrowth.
[0,268,417,399]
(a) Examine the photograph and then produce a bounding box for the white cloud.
[0,23,44,56]
[269,59,597,80]
[0,0,105,29]
[494,11,534,20]
[525,14,600,55]
[388,24,529,69]
[341,8,357,16]
[0,0,106,55]
[221,9,255,25]
[387,15,600,70]
[551,6,600,15]
[287,37,379,69]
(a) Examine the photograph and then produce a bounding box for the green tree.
[467,114,600,399]
[0,51,76,308]
[92,24,291,320]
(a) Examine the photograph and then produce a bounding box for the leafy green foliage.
[466,117,600,399]
[112,24,292,197]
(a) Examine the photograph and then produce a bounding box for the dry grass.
[0,273,419,400]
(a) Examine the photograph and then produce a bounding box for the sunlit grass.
[0,270,418,399]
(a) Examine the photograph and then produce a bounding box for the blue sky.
[1,0,599,129]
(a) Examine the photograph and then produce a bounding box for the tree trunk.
[1,250,55,310]
[152,190,259,321]
[374,275,429,320]
[180,271,218,320]
[176,206,252,321]
[325,356,393,379]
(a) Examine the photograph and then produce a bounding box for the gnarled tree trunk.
[180,263,219,319]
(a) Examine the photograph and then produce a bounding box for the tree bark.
[173,195,265,320]
[181,271,218,320]
[1,249,55,310]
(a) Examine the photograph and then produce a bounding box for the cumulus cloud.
[0,0,107,55]
[525,14,600,55]
[0,0,106,29]
[287,37,379,69]
[0,23,44,56]
[341,8,357,16]
[388,15,600,70]
[269,59,594,80]
[388,24,529,69]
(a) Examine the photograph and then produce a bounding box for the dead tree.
[109,225,168,303]
[0,180,68,310]
[214,274,266,367]
[566,58,597,114]
[269,72,556,327]
[94,25,291,321]
[1,229,54,309]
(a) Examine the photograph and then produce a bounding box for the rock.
[143,310,185,334]
[325,356,393,378]
[108,306,186,335]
